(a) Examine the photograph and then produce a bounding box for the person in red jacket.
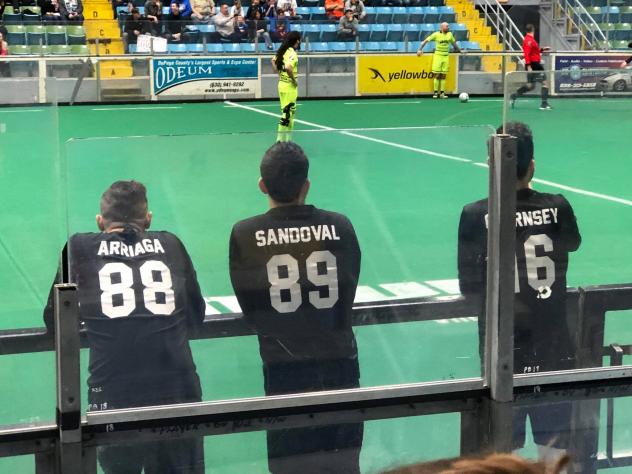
[510,24,552,110]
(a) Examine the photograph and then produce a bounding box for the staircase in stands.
[83,0,133,77]
[447,0,506,73]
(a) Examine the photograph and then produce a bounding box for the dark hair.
[100,181,148,225]
[131,7,139,13]
[494,122,534,179]
[274,31,301,71]
[525,23,535,33]
[260,142,309,203]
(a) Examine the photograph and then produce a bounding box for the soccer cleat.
[432,93,439,99]
[440,93,448,99]
[510,93,517,109]
[539,103,552,110]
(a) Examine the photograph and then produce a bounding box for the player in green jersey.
[272,31,301,142]
[417,22,460,99]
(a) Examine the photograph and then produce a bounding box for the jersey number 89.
[98,260,175,318]
[266,250,339,314]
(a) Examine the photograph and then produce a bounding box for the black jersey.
[458,189,581,371]
[43,228,205,403]
[229,205,361,365]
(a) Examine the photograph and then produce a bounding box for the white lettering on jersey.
[484,208,559,229]
[97,239,167,257]
[255,225,341,247]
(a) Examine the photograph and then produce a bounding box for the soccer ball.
[459,92,469,103]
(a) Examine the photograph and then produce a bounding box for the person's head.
[440,21,449,33]
[254,8,261,18]
[220,3,228,14]
[252,0,259,5]
[350,0,357,5]
[345,8,353,19]
[492,121,535,185]
[131,7,140,18]
[97,181,152,232]
[274,30,301,69]
[382,453,569,474]
[277,8,285,17]
[170,2,179,13]
[259,142,310,206]
[526,23,535,35]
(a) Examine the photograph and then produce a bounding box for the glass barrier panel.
[0,78,62,427]
[64,123,493,413]
[503,66,632,378]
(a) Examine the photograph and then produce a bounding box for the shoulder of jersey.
[462,197,488,215]
[232,212,272,232]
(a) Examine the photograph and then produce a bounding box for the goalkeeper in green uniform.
[417,22,460,99]
[272,31,301,142]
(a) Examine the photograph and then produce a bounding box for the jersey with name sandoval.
[229,204,361,364]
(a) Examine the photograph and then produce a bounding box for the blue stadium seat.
[370,24,387,41]
[392,6,408,23]
[116,6,128,16]
[168,43,187,53]
[451,23,469,41]
[222,43,241,53]
[364,6,377,23]
[27,26,46,46]
[186,43,204,53]
[376,6,393,23]
[303,24,320,43]
[381,41,398,51]
[396,41,408,52]
[162,6,170,14]
[296,6,310,18]
[407,6,424,23]
[207,43,224,53]
[330,41,348,52]
[458,40,481,51]
[424,6,439,23]
[23,13,41,25]
[603,6,620,22]
[320,23,338,42]
[129,44,137,53]
[386,24,404,41]
[357,23,370,41]
[438,6,455,23]
[309,6,326,21]
[6,26,26,46]
[2,11,22,24]
[404,23,422,42]
[420,23,435,39]
[310,41,329,52]
[196,24,216,42]
[241,43,256,53]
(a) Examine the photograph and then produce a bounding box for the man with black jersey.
[458,122,581,463]
[229,142,363,474]
[44,180,205,474]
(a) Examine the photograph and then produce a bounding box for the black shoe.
[539,103,552,110]
[510,93,517,109]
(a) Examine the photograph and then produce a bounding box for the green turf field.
[1,97,632,472]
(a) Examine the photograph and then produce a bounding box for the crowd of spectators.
[0,0,82,23]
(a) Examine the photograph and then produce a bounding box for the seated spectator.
[276,0,299,19]
[338,8,357,40]
[246,0,263,18]
[344,0,365,21]
[171,0,191,18]
[144,0,162,34]
[59,0,84,23]
[125,8,148,45]
[213,3,242,42]
[40,0,63,23]
[247,8,272,49]
[164,1,185,41]
[269,8,290,42]
[325,0,344,20]
[0,31,8,56]
[191,0,214,23]
[262,0,276,18]
[229,0,242,16]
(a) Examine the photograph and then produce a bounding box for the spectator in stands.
[246,0,263,19]
[276,0,299,19]
[270,8,291,42]
[325,0,344,20]
[0,31,7,76]
[59,0,84,23]
[164,1,186,41]
[229,0,242,16]
[214,3,242,41]
[144,0,162,34]
[263,0,276,18]
[40,0,63,23]
[191,0,214,24]
[338,8,357,40]
[247,7,272,48]
[620,41,632,68]
[125,8,147,45]
[171,0,191,18]
[0,32,8,56]
[344,0,365,21]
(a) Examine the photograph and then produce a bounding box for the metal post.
[606,0,611,45]
[70,58,92,106]
[485,134,516,402]
[54,284,82,474]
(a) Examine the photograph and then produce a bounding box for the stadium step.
[98,60,133,78]
[89,38,125,55]
[100,86,144,100]
[84,19,121,39]
[85,5,115,20]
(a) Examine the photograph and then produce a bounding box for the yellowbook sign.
[357,55,457,95]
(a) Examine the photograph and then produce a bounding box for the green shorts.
[432,55,450,74]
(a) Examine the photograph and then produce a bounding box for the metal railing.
[477,0,524,51]
[554,0,607,49]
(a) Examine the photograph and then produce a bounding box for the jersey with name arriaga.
[43,228,205,402]
[229,205,361,365]
[457,189,581,371]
